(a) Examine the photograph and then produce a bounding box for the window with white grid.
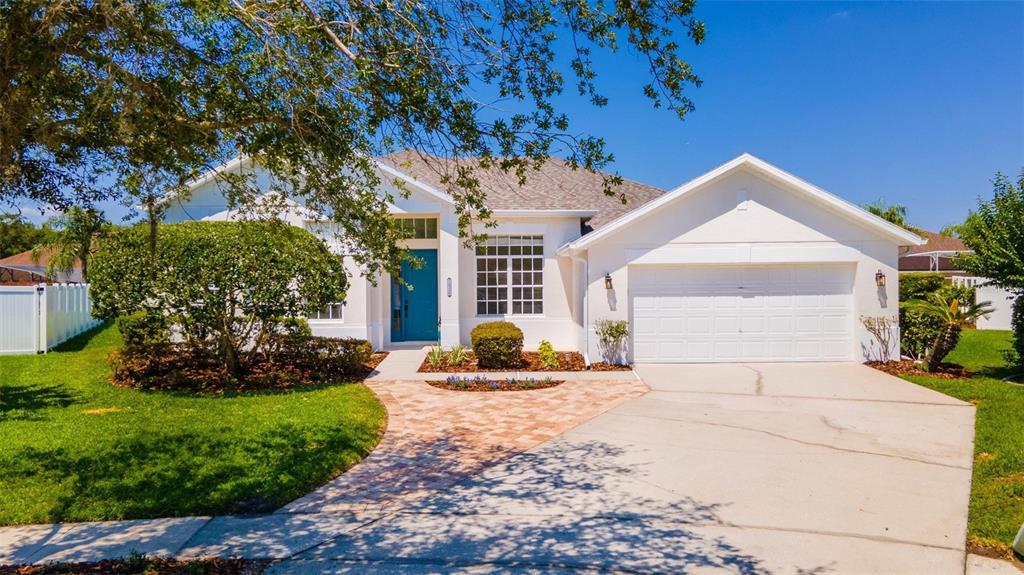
[312,302,344,321]
[475,235,544,315]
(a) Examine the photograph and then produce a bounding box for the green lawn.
[902,328,1024,556]
[0,323,386,525]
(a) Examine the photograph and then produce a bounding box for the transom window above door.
[475,235,544,315]
[396,217,438,239]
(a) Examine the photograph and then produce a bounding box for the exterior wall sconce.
[604,273,613,290]
[875,270,886,287]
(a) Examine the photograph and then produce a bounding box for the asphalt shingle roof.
[380,150,664,229]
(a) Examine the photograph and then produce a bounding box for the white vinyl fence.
[0,283,101,354]
[951,276,1017,331]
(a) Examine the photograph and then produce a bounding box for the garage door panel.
[630,264,853,363]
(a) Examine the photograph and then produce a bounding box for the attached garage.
[558,154,926,365]
[630,264,854,362]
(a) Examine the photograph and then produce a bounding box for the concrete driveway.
[272,362,975,574]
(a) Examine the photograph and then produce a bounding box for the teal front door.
[391,249,439,341]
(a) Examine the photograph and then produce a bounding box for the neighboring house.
[898,230,969,276]
[0,248,83,285]
[161,152,924,363]
[898,231,1016,331]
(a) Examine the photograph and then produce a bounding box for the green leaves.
[4,0,704,277]
[90,221,347,374]
[951,171,1024,292]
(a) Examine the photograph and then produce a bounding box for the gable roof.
[379,150,664,229]
[559,153,926,253]
[902,229,967,256]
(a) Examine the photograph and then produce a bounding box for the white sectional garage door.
[631,265,855,362]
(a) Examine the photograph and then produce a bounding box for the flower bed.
[419,350,631,372]
[428,375,563,392]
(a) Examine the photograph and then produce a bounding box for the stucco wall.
[458,217,582,349]
[582,168,902,363]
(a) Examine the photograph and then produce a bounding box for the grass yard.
[902,328,1024,557]
[0,323,386,526]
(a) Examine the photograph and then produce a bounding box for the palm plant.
[32,207,107,282]
[905,293,994,372]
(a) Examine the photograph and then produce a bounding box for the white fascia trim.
[561,153,926,252]
[903,250,972,257]
[491,209,599,218]
[375,160,455,205]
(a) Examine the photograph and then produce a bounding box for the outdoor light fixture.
[604,273,613,290]
[875,270,886,287]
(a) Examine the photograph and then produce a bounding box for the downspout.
[569,251,590,366]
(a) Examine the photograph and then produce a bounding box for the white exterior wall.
[581,169,901,363]
[458,217,582,350]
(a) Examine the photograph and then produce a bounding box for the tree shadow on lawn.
[294,438,836,574]
[1,420,381,524]
[0,383,79,422]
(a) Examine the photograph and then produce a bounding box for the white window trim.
[475,235,545,317]
[308,302,345,322]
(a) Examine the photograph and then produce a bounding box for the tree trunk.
[220,333,242,379]
[926,325,962,372]
[146,195,158,272]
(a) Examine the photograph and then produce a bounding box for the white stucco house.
[161,152,924,363]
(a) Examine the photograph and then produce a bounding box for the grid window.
[475,235,544,315]
[397,217,438,239]
[312,302,344,320]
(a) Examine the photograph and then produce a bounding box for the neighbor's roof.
[379,150,664,229]
[902,230,967,256]
[0,248,83,284]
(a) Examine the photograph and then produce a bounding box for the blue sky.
[17,1,1023,232]
[570,1,1024,232]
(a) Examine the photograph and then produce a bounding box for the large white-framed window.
[312,302,344,321]
[475,235,544,315]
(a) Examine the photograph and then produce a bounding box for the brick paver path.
[281,377,647,514]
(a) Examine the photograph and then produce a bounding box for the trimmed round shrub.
[470,321,524,368]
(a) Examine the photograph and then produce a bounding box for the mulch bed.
[419,351,631,372]
[866,360,972,380]
[110,348,389,394]
[427,375,563,392]
[588,361,633,371]
[0,557,265,575]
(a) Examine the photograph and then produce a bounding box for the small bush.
[275,335,372,376]
[447,344,467,366]
[594,318,630,365]
[899,305,945,360]
[470,321,524,368]
[537,340,559,369]
[426,346,447,369]
[116,311,168,351]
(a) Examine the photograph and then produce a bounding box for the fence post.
[36,284,47,353]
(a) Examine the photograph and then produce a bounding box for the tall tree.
[950,171,1024,292]
[1,0,705,277]
[32,207,108,282]
[0,214,55,258]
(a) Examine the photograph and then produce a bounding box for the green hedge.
[900,273,946,301]
[470,321,524,368]
[116,311,168,351]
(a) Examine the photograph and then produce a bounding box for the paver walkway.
[0,358,645,565]
[284,376,647,514]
